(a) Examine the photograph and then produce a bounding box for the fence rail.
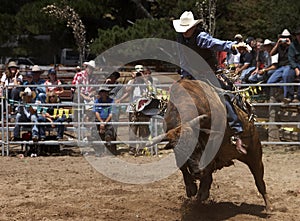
[1,80,299,156]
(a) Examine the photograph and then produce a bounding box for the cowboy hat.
[173,11,202,33]
[19,87,36,100]
[134,64,144,72]
[98,86,110,92]
[83,60,96,69]
[263,39,275,46]
[234,34,243,39]
[32,65,42,72]
[8,61,18,68]
[279,29,291,38]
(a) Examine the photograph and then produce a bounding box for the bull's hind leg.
[197,172,213,201]
[242,151,272,211]
[180,165,197,197]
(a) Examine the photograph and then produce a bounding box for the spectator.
[0,61,23,105]
[12,87,39,142]
[105,71,122,131]
[116,67,151,155]
[72,60,96,123]
[92,86,116,156]
[44,68,64,97]
[234,42,254,83]
[31,65,46,103]
[226,34,244,69]
[248,39,278,83]
[288,27,300,103]
[267,29,294,103]
[37,91,66,141]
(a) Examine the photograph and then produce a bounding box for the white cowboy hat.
[83,60,96,69]
[32,65,42,72]
[279,29,291,38]
[173,11,202,33]
[134,64,144,72]
[263,39,274,46]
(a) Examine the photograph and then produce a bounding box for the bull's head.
[146,114,210,149]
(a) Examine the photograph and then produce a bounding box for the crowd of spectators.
[221,28,300,103]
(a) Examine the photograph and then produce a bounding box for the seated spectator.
[234,42,254,83]
[44,68,64,98]
[248,39,278,83]
[92,86,116,155]
[31,65,46,103]
[288,27,300,103]
[0,61,23,109]
[12,87,39,142]
[267,29,295,103]
[37,92,66,141]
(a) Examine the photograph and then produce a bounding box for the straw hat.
[173,11,202,33]
[134,65,144,72]
[8,61,18,68]
[279,29,291,38]
[19,87,36,100]
[32,65,42,72]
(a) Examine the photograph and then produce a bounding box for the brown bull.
[148,79,271,211]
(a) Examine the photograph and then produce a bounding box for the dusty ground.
[0,145,299,221]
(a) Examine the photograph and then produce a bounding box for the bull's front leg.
[180,164,198,197]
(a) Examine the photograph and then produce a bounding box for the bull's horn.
[187,114,208,128]
[146,133,167,147]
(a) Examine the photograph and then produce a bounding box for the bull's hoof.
[186,182,197,197]
[197,190,210,201]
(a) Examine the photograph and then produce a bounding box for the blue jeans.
[225,96,243,134]
[240,66,256,82]
[38,116,66,138]
[14,113,38,138]
[267,65,294,99]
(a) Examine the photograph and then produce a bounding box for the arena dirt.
[0,145,299,221]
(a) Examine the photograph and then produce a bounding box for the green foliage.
[90,18,176,55]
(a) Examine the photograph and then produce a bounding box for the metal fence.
[1,81,300,156]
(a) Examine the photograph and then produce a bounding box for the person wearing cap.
[173,11,243,79]
[173,11,247,154]
[288,27,300,103]
[92,86,116,155]
[267,29,295,103]
[12,87,39,142]
[44,68,64,97]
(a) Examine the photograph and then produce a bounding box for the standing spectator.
[92,86,116,155]
[71,60,96,123]
[12,87,39,142]
[115,67,151,155]
[37,92,66,141]
[267,29,294,103]
[44,68,64,97]
[288,27,300,103]
[105,71,122,132]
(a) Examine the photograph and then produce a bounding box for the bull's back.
[165,79,225,131]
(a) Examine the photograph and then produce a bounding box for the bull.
[148,79,272,211]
